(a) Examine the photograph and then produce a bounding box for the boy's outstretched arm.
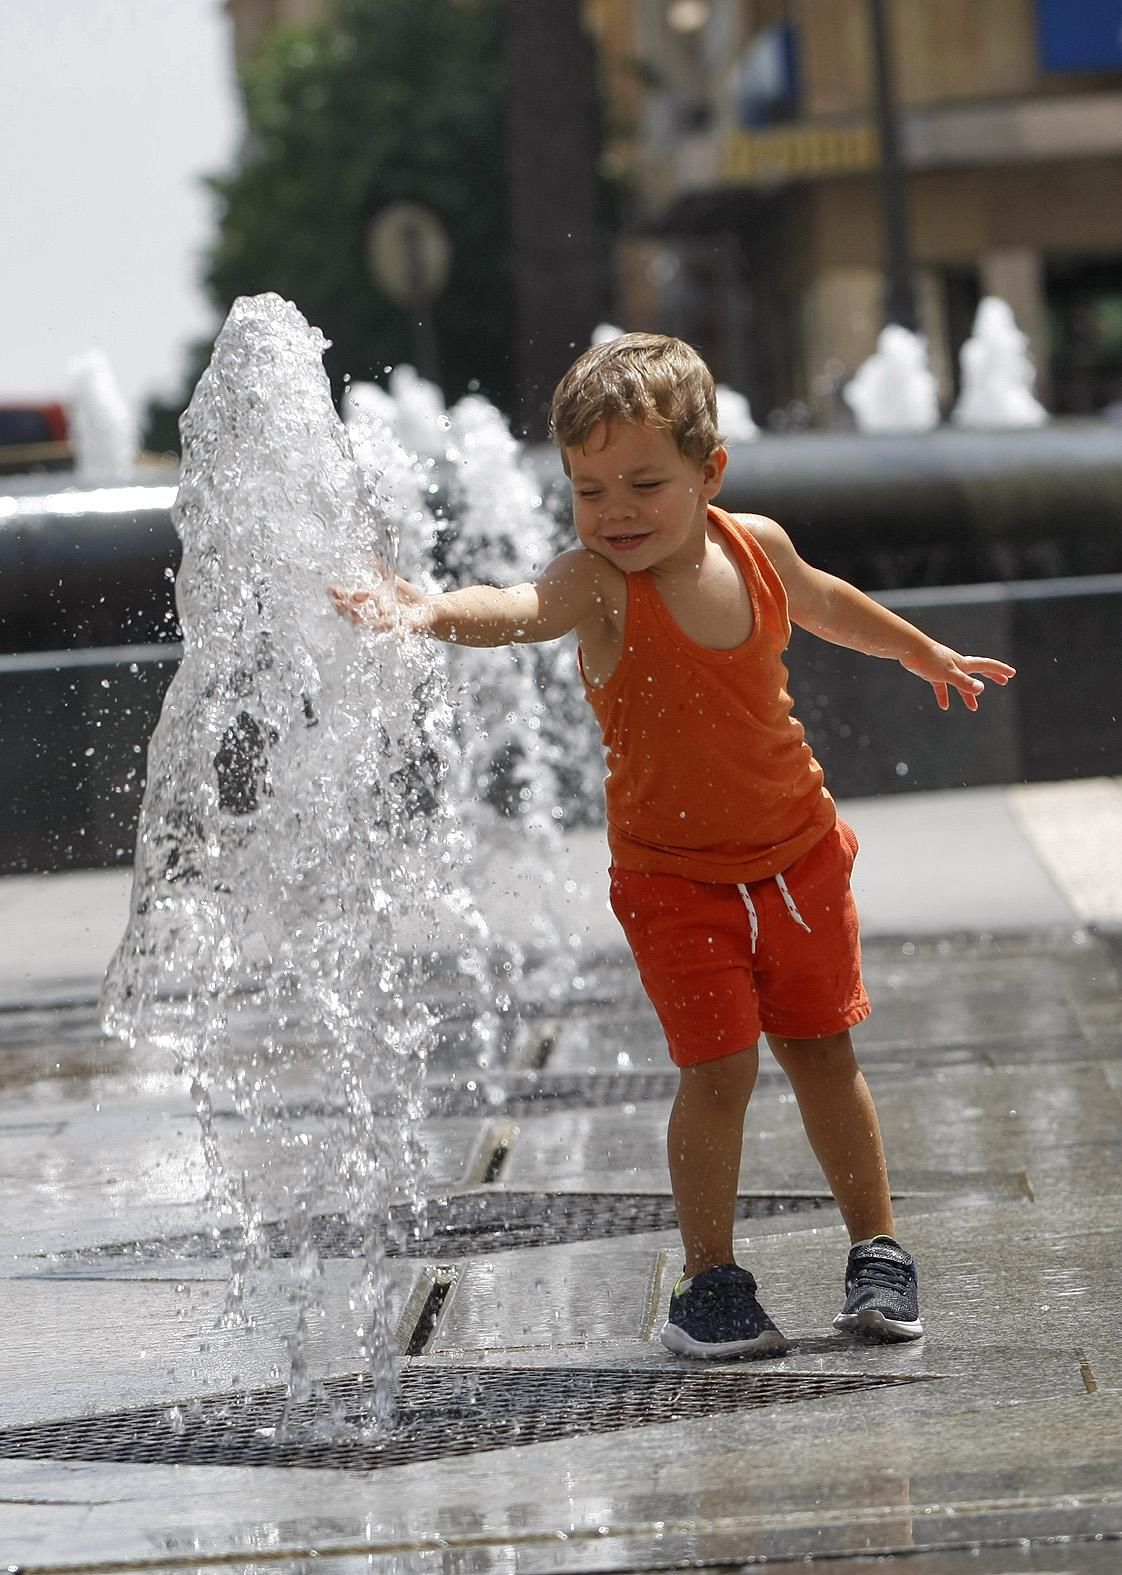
[745,516,1016,712]
[329,548,610,648]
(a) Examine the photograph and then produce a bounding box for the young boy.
[331,333,1015,1359]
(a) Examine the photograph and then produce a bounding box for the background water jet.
[952,296,1049,431]
[345,370,602,1064]
[67,348,138,485]
[844,325,940,435]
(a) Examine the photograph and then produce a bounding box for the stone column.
[802,267,881,420]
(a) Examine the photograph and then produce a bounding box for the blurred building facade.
[583,0,1122,425]
[224,0,1122,425]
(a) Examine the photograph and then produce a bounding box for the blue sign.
[1036,0,1122,71]
[737,23,799,128]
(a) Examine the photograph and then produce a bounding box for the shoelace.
[848,1250,912,1292]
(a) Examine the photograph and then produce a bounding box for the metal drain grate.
[434,1069,684,1117]
[0,1366,928,1474]
[60,1190,831,1265]
[223,1070,685,1125]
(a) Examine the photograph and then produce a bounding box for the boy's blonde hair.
[549,332,721,469]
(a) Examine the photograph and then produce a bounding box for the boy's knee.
[677,1043,758,1102]
[767,1030,858,1079]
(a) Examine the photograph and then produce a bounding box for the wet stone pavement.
[2,796,1122,1573]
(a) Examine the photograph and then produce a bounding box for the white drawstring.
[736,883,759,953]
[775,871,812,934]
[736,872,812,954]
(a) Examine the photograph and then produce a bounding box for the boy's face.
[566,421,727,573]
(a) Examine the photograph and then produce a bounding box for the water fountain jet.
[844,324,940,435]
[101,292,482,1429]
[67,348,137,484]
[952,296,1049,431]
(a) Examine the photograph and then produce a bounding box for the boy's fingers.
[965,657,1016,681]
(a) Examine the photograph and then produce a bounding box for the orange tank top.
[580,506,835,883]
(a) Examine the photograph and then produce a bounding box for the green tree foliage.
[146,0,510,451]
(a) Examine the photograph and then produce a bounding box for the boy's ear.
[702,445,729,497]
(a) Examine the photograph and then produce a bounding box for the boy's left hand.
[900,643,1016,711]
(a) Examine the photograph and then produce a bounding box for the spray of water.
[437,395,580,1028]
[67,348,137,484]
[101,294,481,1430]
[952,296,1048,431]
[348,370,605,1031]
[844,325,940,435]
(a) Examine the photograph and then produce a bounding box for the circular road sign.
[366,201,452,307]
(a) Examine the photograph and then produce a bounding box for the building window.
[1035,0,1122,74]
[736,22,799,128]
[1045,256,1122,415]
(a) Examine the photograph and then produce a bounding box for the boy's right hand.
[329,548,617,649]
[328,574,429,634]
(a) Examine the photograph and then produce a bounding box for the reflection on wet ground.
[0,928,1120,1572]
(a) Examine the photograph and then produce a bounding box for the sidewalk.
[0,779,1120,1572]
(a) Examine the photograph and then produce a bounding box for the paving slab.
[1,789,1121,1571]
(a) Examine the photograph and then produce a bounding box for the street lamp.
[868,0,919,331]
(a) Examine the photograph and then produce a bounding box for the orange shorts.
[608,819,870,1067]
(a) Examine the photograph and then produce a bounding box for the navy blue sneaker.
[661,1263,788,1359]
[834,1236,923,1341]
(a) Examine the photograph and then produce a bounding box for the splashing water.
[952,296,1048,431]
[343,380,441,581]
[389,364,453,465]
[844,325,940,435]
[67,348,137,484]
[716,384,759,442]
[347,370,605,1015]
[101,294,480,1430]
[440,395,585,1020]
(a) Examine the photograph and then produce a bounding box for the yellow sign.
[723,123,880,185]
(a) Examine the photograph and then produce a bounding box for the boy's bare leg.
[667,1044,758,1277]
[765,1029,895,1243]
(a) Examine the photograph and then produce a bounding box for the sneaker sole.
[660,1322,789,1360]
[833,1309,924,1342]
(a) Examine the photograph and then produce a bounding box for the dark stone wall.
[0,647,176,874]
[789,575,1122,798]
[0,507,179,653]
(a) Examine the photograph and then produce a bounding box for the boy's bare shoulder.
[731,513,798,569]
[550,546,627,611]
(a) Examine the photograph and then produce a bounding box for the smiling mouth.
[605,533,651,550]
